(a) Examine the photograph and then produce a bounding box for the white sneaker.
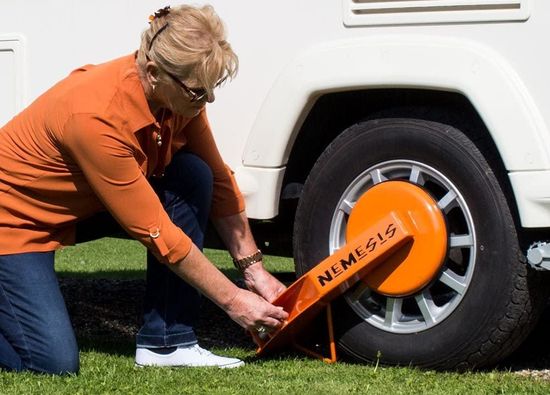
[135,344,244,368]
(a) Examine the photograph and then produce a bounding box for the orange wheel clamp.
[254,181,448,363]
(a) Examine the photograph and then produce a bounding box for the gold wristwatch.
[232,249,263,271]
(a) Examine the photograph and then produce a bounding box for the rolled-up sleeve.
[62,113,191,264]
[182,110,245,217]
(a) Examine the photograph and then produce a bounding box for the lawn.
[0,238,549,394]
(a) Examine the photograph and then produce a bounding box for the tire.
[293,118,547,369]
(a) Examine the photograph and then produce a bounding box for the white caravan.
[2,0,549,369]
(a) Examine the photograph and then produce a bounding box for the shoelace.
[192,345,212,356]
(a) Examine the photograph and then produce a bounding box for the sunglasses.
[156,61,210,102]
[146,23,226,103]
[160,63,228,103]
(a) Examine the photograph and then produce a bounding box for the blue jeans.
[0,151,213,374]
[136,152,213,348]
[0,252,79,374]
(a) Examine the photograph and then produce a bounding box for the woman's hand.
[169,245,288,334]
[242,262,286,303]
[225,288,288,332]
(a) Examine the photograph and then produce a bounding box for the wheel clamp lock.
[253,181,448,363]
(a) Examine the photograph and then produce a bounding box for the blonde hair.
[137,5,238,90]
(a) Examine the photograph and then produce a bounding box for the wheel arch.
[281,88,521,233]
[238,36,549,228]
[243,35,550,171]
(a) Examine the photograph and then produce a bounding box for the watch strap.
[232,249,263,271]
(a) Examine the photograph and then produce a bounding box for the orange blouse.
[0,54,244,264]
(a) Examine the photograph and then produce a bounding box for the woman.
[0,4,288,374]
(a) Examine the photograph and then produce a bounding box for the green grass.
[54,237,294,279]
[1,353,549,394]
[0,238,548,393]
[55,238,147,279]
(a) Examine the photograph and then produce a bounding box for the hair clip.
[149,6,171,23]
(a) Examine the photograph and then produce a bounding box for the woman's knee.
[23,331,80,375]
[4,346,80,375]
[31,346,80,375]
[39,353,79,375]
